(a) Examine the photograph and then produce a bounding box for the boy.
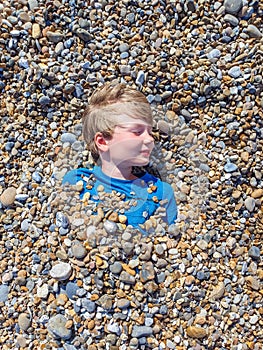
[62,82,177,231]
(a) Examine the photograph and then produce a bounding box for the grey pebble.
[131,325,153,338]
[47,314,72,340]
[61,133,77,144]
[50,262,72,281]
[224,0,243,15]
[248,246,260,260]
[0,284,9,302]
[224,162,238,173]
[71,241,87,259]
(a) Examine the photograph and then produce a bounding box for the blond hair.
[82,82,153,162]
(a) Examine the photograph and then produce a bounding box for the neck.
[101,163,136,180]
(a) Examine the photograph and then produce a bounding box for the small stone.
[18,313,31,331]
[71,241,87,259]
[37,284,49,299]
[50,262,72,281]
[228,66,242,78]
[103,220,118,234]
[110,261,123,274]
[209,282,225,300]
[46,31,64,43]
[224,0,243,15]
[246,25,262,39]
[224,14,239,26]
[0,187,17,206]
[244,197,255,212]
[224,162,238,173]
[248,246,260,260]
[32,23,41,39]
[47,314,72,340]
[116,298,130,309]
[251,189,263,199]
[157,120,171,134]
[186,326,207,339]
[0,284,9,302]
[131,325,153,338]
[61,133,77,144]
[107,322,121,335]
[75,28,93,42]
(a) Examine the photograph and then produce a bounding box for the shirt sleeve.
[62,169,80,185]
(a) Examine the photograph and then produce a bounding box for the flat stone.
[47,314,72,340]
[50,262,72,281]
[131,325,153,338]
[0,284,9,302]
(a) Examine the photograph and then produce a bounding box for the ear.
[94,132,109,152]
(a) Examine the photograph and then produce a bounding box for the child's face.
[106,114,154,168]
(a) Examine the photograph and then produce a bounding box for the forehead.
[113,114,152,126]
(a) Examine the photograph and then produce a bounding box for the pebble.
[0,285,9,302]
[47,314,72,340]
[0,0,262,348]
[18,313,31,331]
[50,263,72,281]
[0,187,17,206]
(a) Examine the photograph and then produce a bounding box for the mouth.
[140,150,150,157]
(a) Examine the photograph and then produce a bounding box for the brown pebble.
[0,187,17,206]
[186,326,207,339]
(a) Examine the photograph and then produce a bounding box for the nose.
[144,130,154,144]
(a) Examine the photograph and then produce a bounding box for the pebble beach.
[0,0,262,349]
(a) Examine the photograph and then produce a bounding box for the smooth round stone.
[248,246,260,260]
[228,66,242,78]
[47,314,72,340]
[71,242,87,259]
[244,197,255,212]
[224,14,239,26]
[0,187,17,206]
[119,43,129,53]
[18,313,31,331]
[38,95,51,105]
[207,49,221,60]
[246,24,262,38]
[224,0,243,15]
[103,220,118,234]
[61,132,77,144]
[50,262,72,281]
[109,261,123,274]
[16,335,27,348]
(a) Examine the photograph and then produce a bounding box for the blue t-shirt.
[62,166,177,230]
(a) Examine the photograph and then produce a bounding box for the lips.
[140,150,150,156]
